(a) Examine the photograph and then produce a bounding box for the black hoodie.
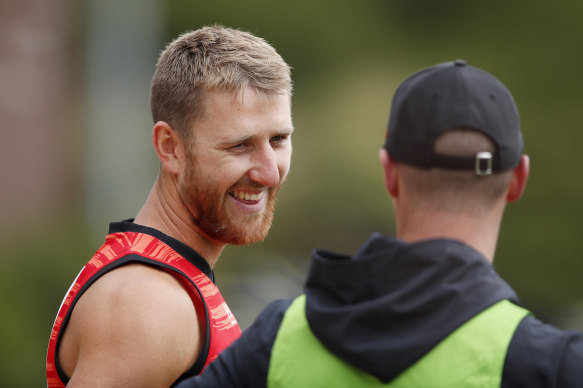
[177,234,583,388]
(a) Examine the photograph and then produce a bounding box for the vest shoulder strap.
[268,295,388,388]
[391,299,530,387]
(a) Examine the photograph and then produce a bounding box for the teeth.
[231,190,264,201]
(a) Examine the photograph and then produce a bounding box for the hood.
[304,233,519,383]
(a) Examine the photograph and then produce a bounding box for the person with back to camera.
[46,25,294,387]
[176,60,583,387]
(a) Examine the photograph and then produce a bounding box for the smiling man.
[46,26,293,387]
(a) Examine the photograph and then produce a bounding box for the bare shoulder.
[61,263,200,387]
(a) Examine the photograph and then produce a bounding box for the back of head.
[397,130,513,213]
[384,60,523,213]
[150,25,292,139]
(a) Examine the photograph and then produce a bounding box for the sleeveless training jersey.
[46,221,241,387]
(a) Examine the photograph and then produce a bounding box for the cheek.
[278,149,292,179]
[215,164,248,188]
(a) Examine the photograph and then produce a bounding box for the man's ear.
[379,148,399,198]
[152,121,184,175]
[506,154,530,203]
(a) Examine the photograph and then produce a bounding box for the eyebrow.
[276,126,295,136]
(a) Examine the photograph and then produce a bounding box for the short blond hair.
[150,25,292,138]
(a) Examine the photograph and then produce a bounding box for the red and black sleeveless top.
[46,220,241,387]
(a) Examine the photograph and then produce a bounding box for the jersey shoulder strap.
[47,231,241,387]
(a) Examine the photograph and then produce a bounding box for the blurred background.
[1,0,583,385]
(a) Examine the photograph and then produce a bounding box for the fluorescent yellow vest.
[267,295,529,388]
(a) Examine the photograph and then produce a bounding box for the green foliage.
[0,217,93,387]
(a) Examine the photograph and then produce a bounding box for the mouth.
[229,189,266,203]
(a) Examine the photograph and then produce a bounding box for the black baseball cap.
[383,60,523,175]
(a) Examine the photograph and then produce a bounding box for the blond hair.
[150,25,292,138]
[399,129,513,213]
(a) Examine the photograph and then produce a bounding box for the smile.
[229,190,265,201]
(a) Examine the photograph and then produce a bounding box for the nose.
[248,145,281,187]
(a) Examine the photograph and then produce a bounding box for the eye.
[270,135,288,144]
[229,142,248,151]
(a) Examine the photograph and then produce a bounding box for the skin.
[59,87,293,387]
[379,148,530,262]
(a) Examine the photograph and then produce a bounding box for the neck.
[394,201,506,263]
[134,174,225,268]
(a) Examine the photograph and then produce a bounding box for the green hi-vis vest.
[267,295,530,388]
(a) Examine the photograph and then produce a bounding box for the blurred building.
[0,0,162,241]
[0,0,77,234]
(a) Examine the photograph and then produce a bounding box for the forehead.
[193,87,292,140]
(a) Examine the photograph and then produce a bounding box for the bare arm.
[60,263,201,387]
